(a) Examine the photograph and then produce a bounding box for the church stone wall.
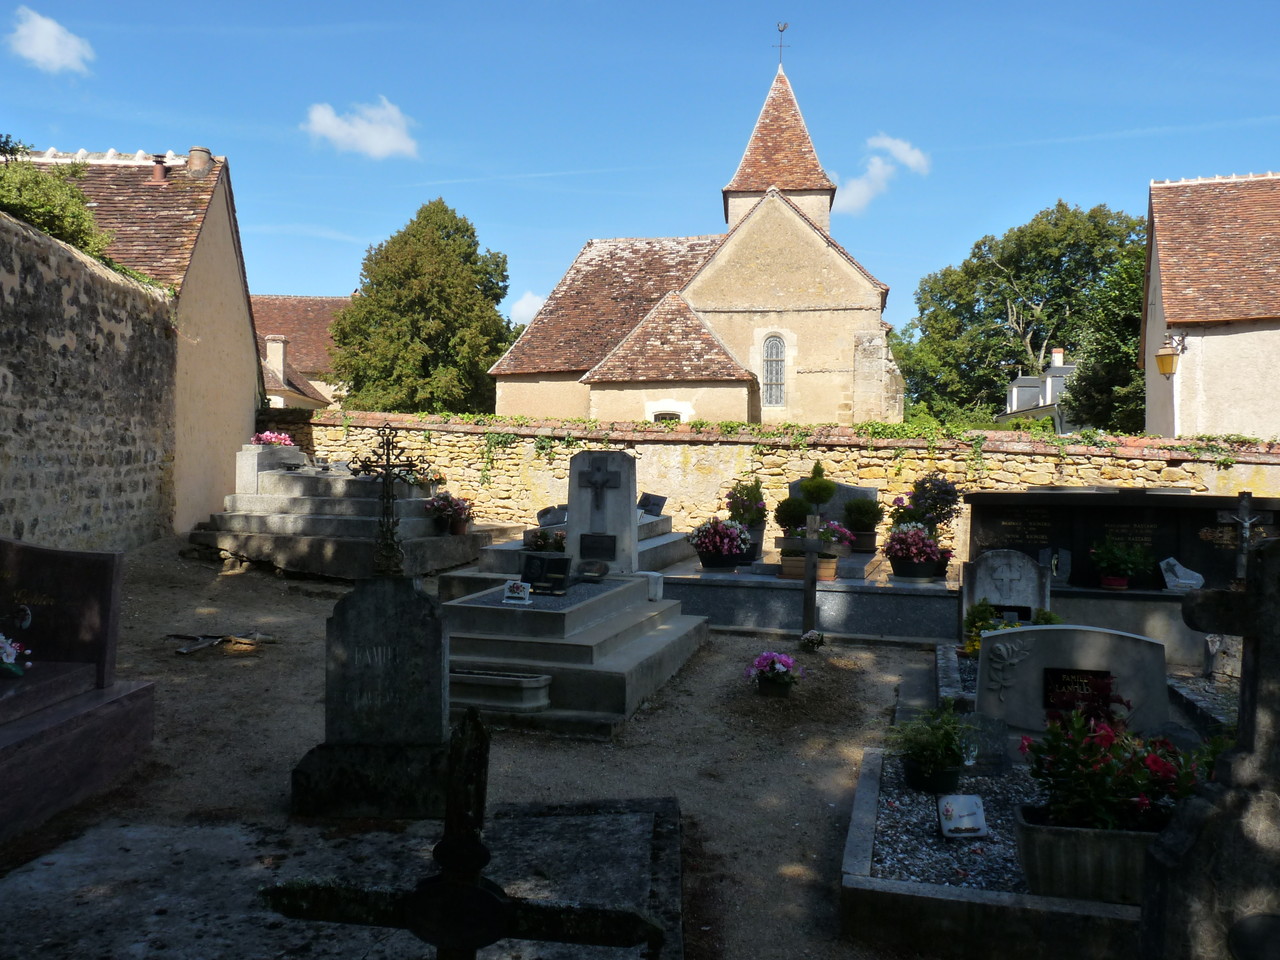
[260,409,1280,563]
[0,212,176,550]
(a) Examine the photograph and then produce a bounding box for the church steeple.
[722,65,836,231]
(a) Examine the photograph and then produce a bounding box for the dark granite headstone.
[637,493,666,516]
[536,504,568,527]
[521,554,572,596]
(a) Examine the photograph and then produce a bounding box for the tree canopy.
[330,198,515,414]
[0,134,113,258]
[891,201,1145,425]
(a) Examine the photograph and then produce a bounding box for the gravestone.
[974,624,1168,734]
[786,479,877,522]
[637,493,667,516]
[962,549,1051,622]
[291,576,450,818]
[536,504,568,527]
[1142,538,1280,960]
[567,450,638,575]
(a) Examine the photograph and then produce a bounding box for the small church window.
[763,336,785,406]
[653,411,681,423]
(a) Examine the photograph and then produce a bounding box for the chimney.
[150,154,168,182]
[265,335,288,383]
[187,145,213,178]
[1051,347,1065,367]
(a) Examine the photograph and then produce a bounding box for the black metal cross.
[347,423,429,577]
[578,455,620,512]
[262,708,664,959]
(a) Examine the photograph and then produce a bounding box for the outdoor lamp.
[1154,333,1185,379]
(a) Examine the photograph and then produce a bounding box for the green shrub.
[773,496,810,533]
[798,461,836,507]
[843,497,884,530]
[0,153,113,258]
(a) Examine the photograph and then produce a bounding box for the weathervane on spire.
[775,22,789,64]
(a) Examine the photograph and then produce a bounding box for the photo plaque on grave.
[579,533,617,562]
[637,493,667,516]
[521,553,571,596]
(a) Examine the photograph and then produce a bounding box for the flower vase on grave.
[698,550,744,569]
[745,523,766,561]
[756,675,792,697]
[450,518,469,536]
[778,555,838,581]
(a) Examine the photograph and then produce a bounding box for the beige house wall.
[495,373,590,419]
[171,177,261,533]
[587,382,752,423]
[1144,240,1176,436]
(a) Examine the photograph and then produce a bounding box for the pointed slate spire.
[722,65,836,227]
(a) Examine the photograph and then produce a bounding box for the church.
[489,66,905,426]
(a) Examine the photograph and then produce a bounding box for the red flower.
[1018,735,1032,756]
[1144,753,1177,780]
[1090,723,1117,749]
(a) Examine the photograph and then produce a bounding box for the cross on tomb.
[774,514,827,634]
[263,708,665,960]
[578,454,621,512]
[989,559,1023,595]
[347,422,430,577]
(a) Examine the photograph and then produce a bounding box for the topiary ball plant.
[774,496,810,534]
[798,462,837,508]
[843,497,884,531]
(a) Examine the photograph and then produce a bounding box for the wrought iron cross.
[578,455,620,512]
[347,423,428,577]
[262,708,665,960]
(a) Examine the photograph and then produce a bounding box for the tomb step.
[204,512,440,540]
[223,494,434,518]
[638,514,673,538]
[447,703,625,739]
[478,540,527,575]
[450,612,707,717]
[442,577,652,639]
[0,662,98,726]
[638,531,697,571]
[253,472,431,499]
[475,524,689,578]
[450,669,551,713]
[448,599,687,664]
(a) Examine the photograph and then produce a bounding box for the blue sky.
[4,2,1278,331]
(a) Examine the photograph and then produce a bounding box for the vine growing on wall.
[480,432,520,484]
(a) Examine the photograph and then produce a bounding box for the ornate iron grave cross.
[262,708,665,960]
[578,455,620,512]
[347,423,430,578]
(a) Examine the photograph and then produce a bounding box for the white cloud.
[6,6,94,74]
[301,95,417,160]
[509,291,546,327]
[832,134,930,216]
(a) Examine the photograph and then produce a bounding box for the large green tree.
[892,201,1145,421]
[331,198,514,413]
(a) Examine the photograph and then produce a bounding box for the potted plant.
[1016,704,1221,904]
[1090,537,1153,589]
[961,599,1063,658]
[687,517,752,568]
[777,521,853,581]
[797,462,836,513]
[725,477,768,560]
[882,522,941,580]
[424,492,473,535]
[0,633,33,679]
[886,702,966,792]
[843,497,884,554]
[773,496,811,535]
[525,528,566,553]
[744,650,802,697]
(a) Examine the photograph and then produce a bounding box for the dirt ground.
[3,537,934,960]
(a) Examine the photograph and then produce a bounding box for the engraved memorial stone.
[566,450,638,575]
[963,548,1051,622]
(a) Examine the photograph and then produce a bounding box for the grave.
[962,549,1051,622]
[0,536,154,840]
[974,624,1168,734]
[1142,537,1280,960]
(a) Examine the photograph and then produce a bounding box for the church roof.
[1149,172,1280,325]
[723,66,835,205]
[582,292,755,383]
[251,294,347,374]
[29,149,228,289]
[489,235,723,376]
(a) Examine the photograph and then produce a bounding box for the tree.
[331,198,513,414]
[0,134,113,257]
[893,201,1145,418]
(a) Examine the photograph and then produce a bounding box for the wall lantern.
[1154,333,1186,379]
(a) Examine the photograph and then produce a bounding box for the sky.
[4,1,1278,331]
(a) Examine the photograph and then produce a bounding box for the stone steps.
[204,512,441,540]
[223,494,434,518]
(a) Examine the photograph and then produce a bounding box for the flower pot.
[777,555,837,581]
[449,518,470,536]
[888,557,937,581]
[745,523,766,561]
[901,757,961,793]
[1099,575,1129,590]
[698,550,745,569]
[848,530,877,554]
[756,676,792,697]
[1014,804,1157,905]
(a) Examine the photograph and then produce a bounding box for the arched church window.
[763,336,785,406]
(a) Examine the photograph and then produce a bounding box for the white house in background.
[1144,172,1280,438]
[995,347,1078,433]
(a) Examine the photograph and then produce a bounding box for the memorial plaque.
[579,533,617,561]
[637,493,667,516]
[1043,667,1113,711]
[521,554,571,595]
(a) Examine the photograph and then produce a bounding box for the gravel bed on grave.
[872,759,1042,893]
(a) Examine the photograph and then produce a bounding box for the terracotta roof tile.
[723,66,835,198]
[262,357,330,405]
[30,151,223,288]
[490,235,723,376]
[582,292,754,383]
[1150,172,1280,325]
[251,295,347,374]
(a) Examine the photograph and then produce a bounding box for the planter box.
[1014,805,1156,906]
[777,555,837,581]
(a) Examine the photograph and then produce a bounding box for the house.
[995,348,1078,433]
[1144,172,1280,438]
[490,66,904,425]
[250,294,347,408]
[31,147,263,532]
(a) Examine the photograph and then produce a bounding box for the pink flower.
[1018,735,1032,756]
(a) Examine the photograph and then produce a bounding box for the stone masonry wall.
[260,409,1280,562]
[0,212,176,551]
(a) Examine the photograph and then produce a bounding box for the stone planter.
[698,550,746,569]
[449,518,470,536]
[778,555,837,581]
[888,557,937,581]
[1014,804,1157,905]
[900,757,961,793]
[756,676,792,698]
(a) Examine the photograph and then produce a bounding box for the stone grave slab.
[567,451,638,575]
[975,624,1167,733]
[963,548,1051,622]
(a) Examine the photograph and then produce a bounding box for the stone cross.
[266,709,665,960]
[347,422,428,577]
[578,455,621,512]
[1141,537,1280,960]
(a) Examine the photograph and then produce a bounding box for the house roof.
[261,355,331,406]
[722,65,835,213]
[489,235,724,376]
[251,295,347,374]
[1150,171,1280,325]
[29,149,226,289]
[582,292,755,383]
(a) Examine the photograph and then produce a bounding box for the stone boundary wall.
[0,212,176,551]
[259,409,1280,560]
